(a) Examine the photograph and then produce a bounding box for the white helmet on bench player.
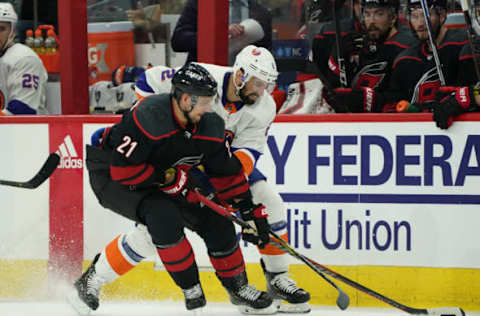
[0,2,18,52]
[233,45,278,94]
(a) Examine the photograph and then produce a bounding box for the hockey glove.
[234,199,270,249]
[158,167,211,205]
[432,86,478,129]
[323,87,376,113]
[341,32,364,58]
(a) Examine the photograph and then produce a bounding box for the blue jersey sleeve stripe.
[135,72,155,93]
[7,100,37,115]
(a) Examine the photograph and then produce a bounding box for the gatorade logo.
[56,135,83,169]
[88,43,109,72]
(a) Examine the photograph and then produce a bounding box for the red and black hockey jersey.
[105,94,244,189]
[311,17,362,77]
[325,25,417,91]
[457,39,480,86]
[350,28,417,90]
[388,28,468,104]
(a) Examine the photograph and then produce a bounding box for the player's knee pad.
[250,180,286,224]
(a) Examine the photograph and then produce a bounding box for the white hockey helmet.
[233,45,278,93]
[0,2,18,50]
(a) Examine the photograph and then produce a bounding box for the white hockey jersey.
[0,44,48,115]
[135,63,276,174]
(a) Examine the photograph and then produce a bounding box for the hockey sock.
[209,243,245,279]
[259,219,289,273]
[156,236,199,289]
[98,234,146,283]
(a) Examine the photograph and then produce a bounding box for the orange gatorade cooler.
[87,22,135,84]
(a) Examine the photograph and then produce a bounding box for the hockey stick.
[195,191,350,310]
[460,0,480,84]
[419,0,446,85]
[332,0,348,87]
[195,192,465,316]
[0,153,60,189]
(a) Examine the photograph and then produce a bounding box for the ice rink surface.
[1,300,479,316]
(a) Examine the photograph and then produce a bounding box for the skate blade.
[66,289,93,316]
[188,306,206,315]
[237,303,277,315]
[277,302,311,313]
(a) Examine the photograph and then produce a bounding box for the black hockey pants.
[86,145,240,288]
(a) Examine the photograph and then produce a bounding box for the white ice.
[1,300,479,316]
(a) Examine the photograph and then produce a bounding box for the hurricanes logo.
[56,135,83,169]
[352,61,387,89]
[411,67,440,104]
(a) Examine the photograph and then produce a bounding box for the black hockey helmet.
[361,0,400,11]
[407,0,447,10]
[172,63,217,100]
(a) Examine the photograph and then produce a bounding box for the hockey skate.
[221,272,276,315]
[67,254,105,315]
[182,283,206,313]
[261,259,311,313]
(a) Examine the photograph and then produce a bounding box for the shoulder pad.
[197,112,225,140]
[133,94,177,138]
[440,29,467,45]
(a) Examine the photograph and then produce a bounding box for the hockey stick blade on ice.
[195,192,465,316]
[195,192,350,311]
[0,153,60,189]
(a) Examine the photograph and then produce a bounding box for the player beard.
[367,25,390,43]
[239,88,259,105]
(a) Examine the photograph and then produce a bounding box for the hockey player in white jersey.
[70,46,310,315]
[0,3,48,115]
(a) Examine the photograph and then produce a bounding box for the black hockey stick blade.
[195,191,350,311]
[0,153,60,189]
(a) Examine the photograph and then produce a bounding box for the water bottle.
[25,29,34,49]
[396,100,421,113]
[33,29,45,55]
[44,29,57,55]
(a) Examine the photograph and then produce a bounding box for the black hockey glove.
[340,32,364,57]
[323,87,376,113]
[432,86,478,129]
[234,199,270,249]
[158,166,212,205]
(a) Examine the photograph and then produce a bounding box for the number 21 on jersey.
[116,135,138,158]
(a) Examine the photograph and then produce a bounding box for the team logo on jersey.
[352,61,387,89]
[252,48,261,56]
[0,90,4,111]
[172,155,204,168]
[411,67,440,104]
[56,135,83,169]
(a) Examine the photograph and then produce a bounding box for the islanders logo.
[251,48,261,56]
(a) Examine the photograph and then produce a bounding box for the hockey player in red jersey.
[67,63,275,315]
[321,0,417,112]
[134,46,311,313]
